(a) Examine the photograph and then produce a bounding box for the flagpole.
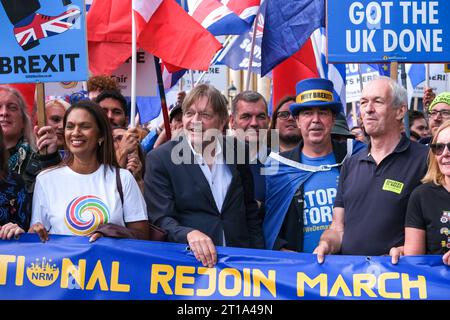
[311,30,325,78]
[130,6,137,128]
[154,56,172,140]
[245,7,261,91]
[400,62,410,138]
[190,70,195,89]
[425,63,430,88]
[355,64,365,126]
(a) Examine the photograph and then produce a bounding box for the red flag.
[272,38,318,109]
[134,0,222,72]
[9,84,36,119]
[87,0,221,75]
[87,0,134,75]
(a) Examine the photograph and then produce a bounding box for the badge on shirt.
[382,179,404,195]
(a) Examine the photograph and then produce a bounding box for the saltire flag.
[216,0,266,73]
[261,0,324,76]
[312,27,346,109]
[87,0,221,75]
[187,0,251,35]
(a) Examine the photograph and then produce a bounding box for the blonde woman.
[45,99,70,150]
[404,120,450,265]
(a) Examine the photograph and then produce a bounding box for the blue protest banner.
[0,234,449,300]
[327,0,450,63]
[0,0,88,84]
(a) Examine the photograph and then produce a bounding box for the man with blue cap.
[263,78,365,252]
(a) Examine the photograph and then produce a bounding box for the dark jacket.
[272,139,353,251]
[8,145,61,195]
[144,135,265,249]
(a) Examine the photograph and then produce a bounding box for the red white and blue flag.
[222,0,260,24]
[216,0,265,73]
[14,9,81,49]
[161,63,186,89]
[187,0,259,36]
[88,0,221,75]
[85,0,93,11]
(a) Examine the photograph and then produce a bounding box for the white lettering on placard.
[349,1,393,25]
[345,1,443,54]
[399,1,438,24]
[383,29,442,52]
[346,29,377,52]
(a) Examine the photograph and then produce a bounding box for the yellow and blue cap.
[289,78,343,116]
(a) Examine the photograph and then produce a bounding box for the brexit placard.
[327,0,450,63]
[0,234,449,300]
[0,0,88,84]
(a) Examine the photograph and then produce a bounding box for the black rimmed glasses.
[427,109,450,119]
[277,111,293,120]
[430,142,450,156]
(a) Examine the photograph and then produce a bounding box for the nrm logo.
[26,257,60,287]
[31,273,55,281]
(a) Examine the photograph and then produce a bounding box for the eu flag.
[261,0,325,76]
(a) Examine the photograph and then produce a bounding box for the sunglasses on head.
[430,142,450,156]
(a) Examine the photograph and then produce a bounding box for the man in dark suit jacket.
[144,84,265,268]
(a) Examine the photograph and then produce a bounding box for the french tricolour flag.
[187,0,258,35]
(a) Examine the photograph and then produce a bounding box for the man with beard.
[263,79,362,252]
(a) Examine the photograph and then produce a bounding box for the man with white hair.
[314,77,428,263]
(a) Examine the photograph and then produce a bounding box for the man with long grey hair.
[0,85,61,194]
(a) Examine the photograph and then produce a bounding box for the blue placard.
[327,0,450,63]
[0,234,449,300]
[0,0,88,84]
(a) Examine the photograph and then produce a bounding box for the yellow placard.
[382,179,404,195]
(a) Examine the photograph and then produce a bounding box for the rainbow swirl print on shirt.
[64,195,110,236]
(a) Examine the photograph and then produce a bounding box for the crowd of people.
[0,74,448,270]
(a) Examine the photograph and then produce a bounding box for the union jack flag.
[187,0,260,36]
[14,9,81,50]
[222,0,260,24]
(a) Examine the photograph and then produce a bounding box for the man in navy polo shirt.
[314,76,428,262]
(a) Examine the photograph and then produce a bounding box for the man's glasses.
[430,142,450,156]
[427,109,450,119]
[277,111,293,120]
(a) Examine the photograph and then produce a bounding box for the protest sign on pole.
[0,0,89,84]
[327,0,450,63]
